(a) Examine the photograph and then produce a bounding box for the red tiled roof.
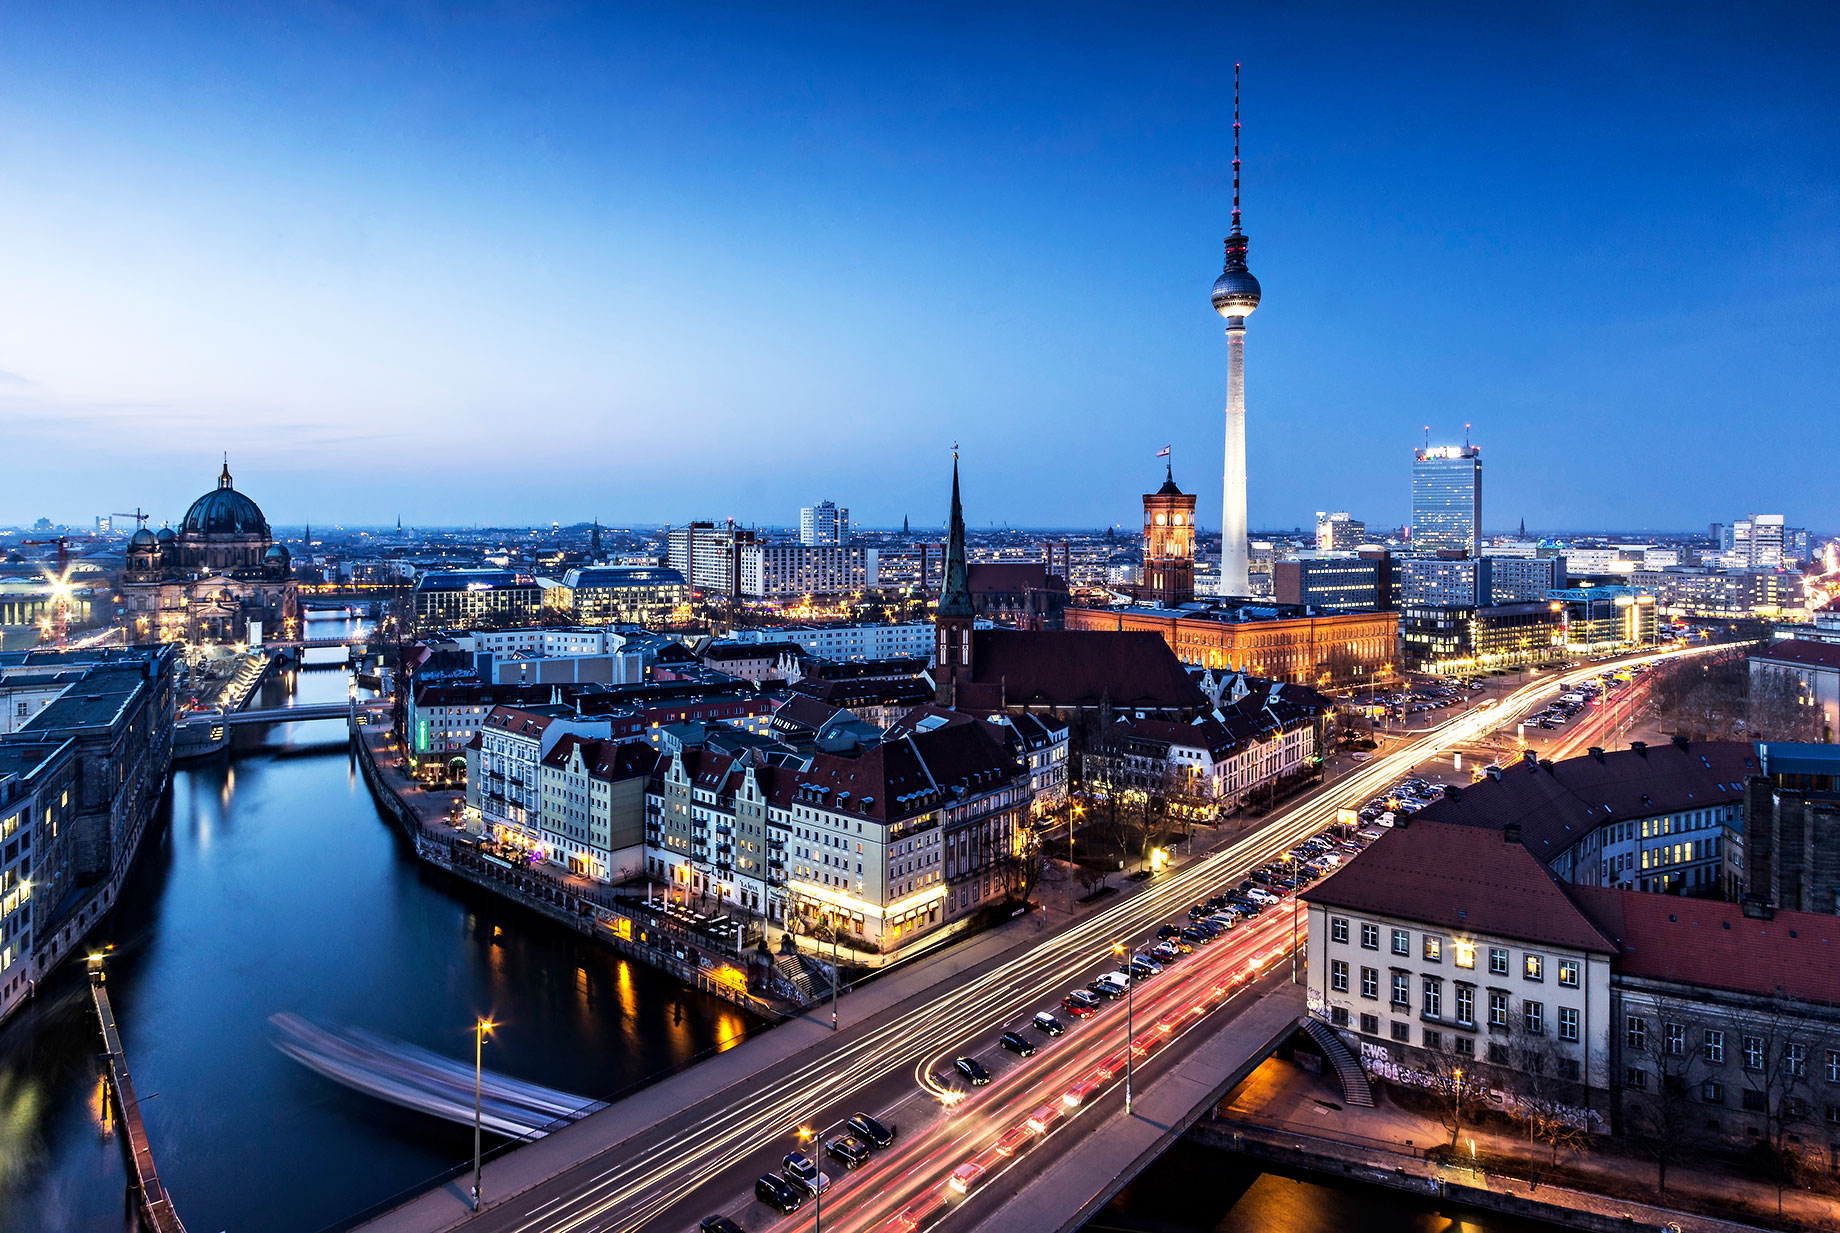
[1302,818,1618,955]
[1567,886,1840,1008]
[1751,639,1840,670]
[1412,740,1755,861]
[961,630,1205,712]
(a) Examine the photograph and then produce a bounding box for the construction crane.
[18,535,78,650]
[109,509,150,534]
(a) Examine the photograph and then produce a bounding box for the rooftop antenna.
[1465,422,1472,449]
[1423,425,1430,451]
[1232,63,1243,232]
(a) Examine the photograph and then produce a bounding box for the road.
[391,642,1727,1233]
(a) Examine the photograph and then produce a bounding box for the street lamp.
[472,1017,496,1210]
[1112,940,1135,1114]
[1287,852,1300,984]
[798,1124,823,1232]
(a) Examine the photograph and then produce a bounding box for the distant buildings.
[1065,601,1397,690]
[741,543,879,601]
[1315,512,1367,552]
[799,501,849,546]
[542,566,689,626]
[412,569,542,628]
[1410,443,1482,557]
[1272,554,1391,614]
[726,622,934,663]
[667,522,754,597]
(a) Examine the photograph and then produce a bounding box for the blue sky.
[1,4,1835,533]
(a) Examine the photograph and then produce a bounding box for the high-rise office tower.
[1212,64,1261,598]
[1411,441,1483,556]
[799,500,849,546]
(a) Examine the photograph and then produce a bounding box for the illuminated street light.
[472,1017,496,1209]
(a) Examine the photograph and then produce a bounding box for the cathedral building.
[120,461,299,644]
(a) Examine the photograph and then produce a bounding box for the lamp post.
[1112,940,1134,1114]
[798,1125,823,1232]
[1288,852,1300,984]
[472,1017,495,1210]
[1068,803,1083,912]
[1451,1065,1464,1149]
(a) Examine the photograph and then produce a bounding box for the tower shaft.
[1220,325,1249,596]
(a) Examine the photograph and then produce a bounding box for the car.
[1089,978,1126,1000]
[1156,923,1183,940]
[1205,913,1238,932]
[1206,894,1232,911]
[755,1174,803,1214]
[1179,925,1211,945]
[827,1136,871,1169]
[1128,955,1162,977]
[955,1056,992,1085]
[1061,991,1099,1017]
[1031,1011,1065,1036]
[1187,903,1212,920]
[1151,942,1184,963]
[848,1112,896,1148]
[700,1218,746,1233]
[999,1031,1036,1056]
[781,1153,830,1197]
[949,1159,987,1195]
[1249,869,1275,885]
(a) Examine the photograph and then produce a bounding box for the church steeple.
[934,447,976,707]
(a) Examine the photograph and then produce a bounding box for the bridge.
[177,700,389,728]
[264,636,369,651]
[350,643,1721,1233]
[89,957,189,1233]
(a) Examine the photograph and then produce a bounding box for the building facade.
[1273,555,1390,613]
[411,570,543,629]
[800,501,849,546]
[543,566,689,626]
[1410,445,1482,557]
[1065,602,1397,689]
[1140,465,1197,607]
[740,544,879,600]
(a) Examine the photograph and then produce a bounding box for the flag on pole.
[1156,445,1171,458]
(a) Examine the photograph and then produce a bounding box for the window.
[1488,947,1509,976]
[1360,967,1379,999]
[1391,972,1410,1008]
[1390,1020,1410,1042]
[1453,1035,1474,1057]
[1787,1042,1807,1078]
[1559,1006,1579,1043]
[1664,1023,1684,1056]
[1557,960,1579,988]
[1488,990,1509,1030]
[1331,1006,1349,1027]
[1424,1028,1442,1050]
[1331,916,1349,944]
[1331,960,1349,993]
[1455,985,1475,1027]
[1702,1081,1725,1104]
[1705,1030,1725,1065]
[1391,929,1410,956]
[1827,1049,1840,1084]
[1524,953,1544,982]
[1625,1066,1647,1089]
[1359,1013,1380,1035]
[1488,1042,1509,1065]
[1626,1016,1647,1051]
[1742,1088,1766,1112]
[1422,978,1442,1019]
[1423,935,1442,963]
[1525,1001,1545,1035]
[1360,923,1379,950]
[1744,1035,1764,1072]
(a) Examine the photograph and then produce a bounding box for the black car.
[755,1174,803,1214]
[827,1136,871,1169]
[1180,925,1211,945]
[955,1056,992,1085]
[847,1111,896,1148]
[1155,923,1182,941]
[1206,894,1232,912]
[1249,869,1274,885]
[782,1152,828,1196]
[1031,1011,1065,1036]
[1237,878,1256,893]
[1089,978,1126,1000]
[1187,903,1212,920]
[701,1219,745,1233]
[999,1031,1036,1056]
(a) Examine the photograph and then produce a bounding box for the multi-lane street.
[378,642,1728,1233]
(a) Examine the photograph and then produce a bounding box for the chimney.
[1503,823,1522,844]
[1443,784,1463,802]
[1672,733,1690,752]
[1588,746,1605,762]
[1521,748,1537,767]
[1630,740,1647,756]
[1538,759,1554,773]
[1486,765,1502,780]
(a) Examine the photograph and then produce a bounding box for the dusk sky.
[2,4,1835,533]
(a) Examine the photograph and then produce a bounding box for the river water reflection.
[0,616,754,1233]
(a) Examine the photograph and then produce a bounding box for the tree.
[1619,998,1702,1195]
[1420,1048,1487,1149]
[1731,1000,1815,1217]
[998,828,1050,906]
[1749,665,1826,743]
[1514,1033,1593,1172]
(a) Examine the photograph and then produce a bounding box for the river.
[0,613,754,1233]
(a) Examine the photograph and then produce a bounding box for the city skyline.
[3,6,1837,531]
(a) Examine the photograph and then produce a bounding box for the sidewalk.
[1216,1057,1838,1232]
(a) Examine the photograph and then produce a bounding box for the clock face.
[1155,513,1166,526]
[1174,514,1184,526]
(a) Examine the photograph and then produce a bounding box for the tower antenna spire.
[1231,62,1242,233]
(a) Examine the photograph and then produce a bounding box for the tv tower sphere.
[1210,258,1261,319]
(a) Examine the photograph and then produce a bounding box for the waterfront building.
[1272,555,1390,613]
[542,566,689,626]
[1315,512,1366,552]
[119,461,299,643]
[799,501,849,546]
[1742,742,1840,914]
[1414,740,1753,898]
[1748,641,1840,742]
[476,705,613,854]
[1304,818,1619,1120]
[537,737,656,882]
[727,621,935,663]
[411,569,542,629]
[1410,444,1483,557]
[0,644,175,1027]
[1212,66,1262,597]
[1140,463,1197,607]
[1064,601,1396,690]
[409,681,551,767]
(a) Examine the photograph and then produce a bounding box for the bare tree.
[1419,1047,1487,1149]
[998,827,1050,906]
[1514,1033,1593,1171]
[1620,999,1702,1195]
[1732,1000,1815,1217]
[1749,666,1826,743]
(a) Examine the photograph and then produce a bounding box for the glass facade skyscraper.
[1410,446,1482,556]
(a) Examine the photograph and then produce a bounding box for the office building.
[1550,586,1658,653]
[1744,742,1840,913]
[740,543,879,601]
[1315,512,1366,552]
[799,501,849,546]
[1272,555,1390,613]
[1410,444,1483,557]
[1487,554,1565,603]
[667,522,757,598]
[411,570,542,629]
[1399,602,1564,674]
[543,566,689,626]
[729,622,935,663]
